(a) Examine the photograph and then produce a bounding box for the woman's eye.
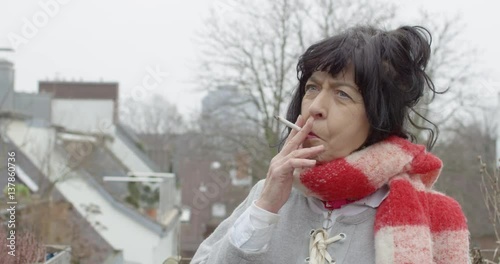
[337,90,352,100]
[305,85,319,92]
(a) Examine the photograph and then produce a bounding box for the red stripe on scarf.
[389,136,442,187]
[374,179,429,232]
[374,181,467,232]
[427,192,468,232]
[300,158,376,201]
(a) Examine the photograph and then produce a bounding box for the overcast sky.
[1,0,499,118]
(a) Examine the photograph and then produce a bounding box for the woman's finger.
[282,117,314,154]
[271,158,317,178]
[286,158,317,169]
[288,145,324,159]
[272,144,323,169]
[283,115,304,146]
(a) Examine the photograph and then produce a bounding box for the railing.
[43,245,71,264]
[163,257,192,264]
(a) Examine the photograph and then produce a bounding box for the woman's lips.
[307,132,319,140]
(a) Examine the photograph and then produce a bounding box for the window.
[211,203,226,218]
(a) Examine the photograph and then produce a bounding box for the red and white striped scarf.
[297,136,469,264]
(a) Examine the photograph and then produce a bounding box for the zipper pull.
[323,210,333,230]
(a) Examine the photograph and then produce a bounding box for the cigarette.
[274,115,301,131]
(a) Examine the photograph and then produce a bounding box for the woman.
[192,25,469,264]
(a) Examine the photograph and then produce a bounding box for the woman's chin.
[314,153,334,163]
[316,150,350,163]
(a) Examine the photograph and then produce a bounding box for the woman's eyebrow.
[308,75,360,93]
[331,81,359,92]
[307,75,321,84]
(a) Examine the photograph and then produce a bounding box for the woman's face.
[301,67,370,162]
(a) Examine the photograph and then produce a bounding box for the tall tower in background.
[201,86,257,185]
[0,58,14,111]
[201,85,258,132]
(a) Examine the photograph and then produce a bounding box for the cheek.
[315,145,339,162]
[300,101,308,115]
[358,111,371,138]
[324,111,369,149]
[324,114,345,134]
[361,119,370,139]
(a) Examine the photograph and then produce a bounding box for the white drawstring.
[308,230,346,264]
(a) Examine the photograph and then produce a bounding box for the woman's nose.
[308,93,327,119]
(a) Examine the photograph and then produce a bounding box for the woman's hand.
[256,116,324,213]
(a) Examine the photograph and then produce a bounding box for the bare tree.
[408,11,480,146]
[34,131,111,201]
[0,227,45,264]
[197,0,396,179]
[0,115,113,263]
[433,112,496,238]
[120,93,186,173]
[120,94,185,135]
[478,156,500,263]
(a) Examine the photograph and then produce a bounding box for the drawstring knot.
[308,230,345,264]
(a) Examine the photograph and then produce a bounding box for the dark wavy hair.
[283,25,439,151]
